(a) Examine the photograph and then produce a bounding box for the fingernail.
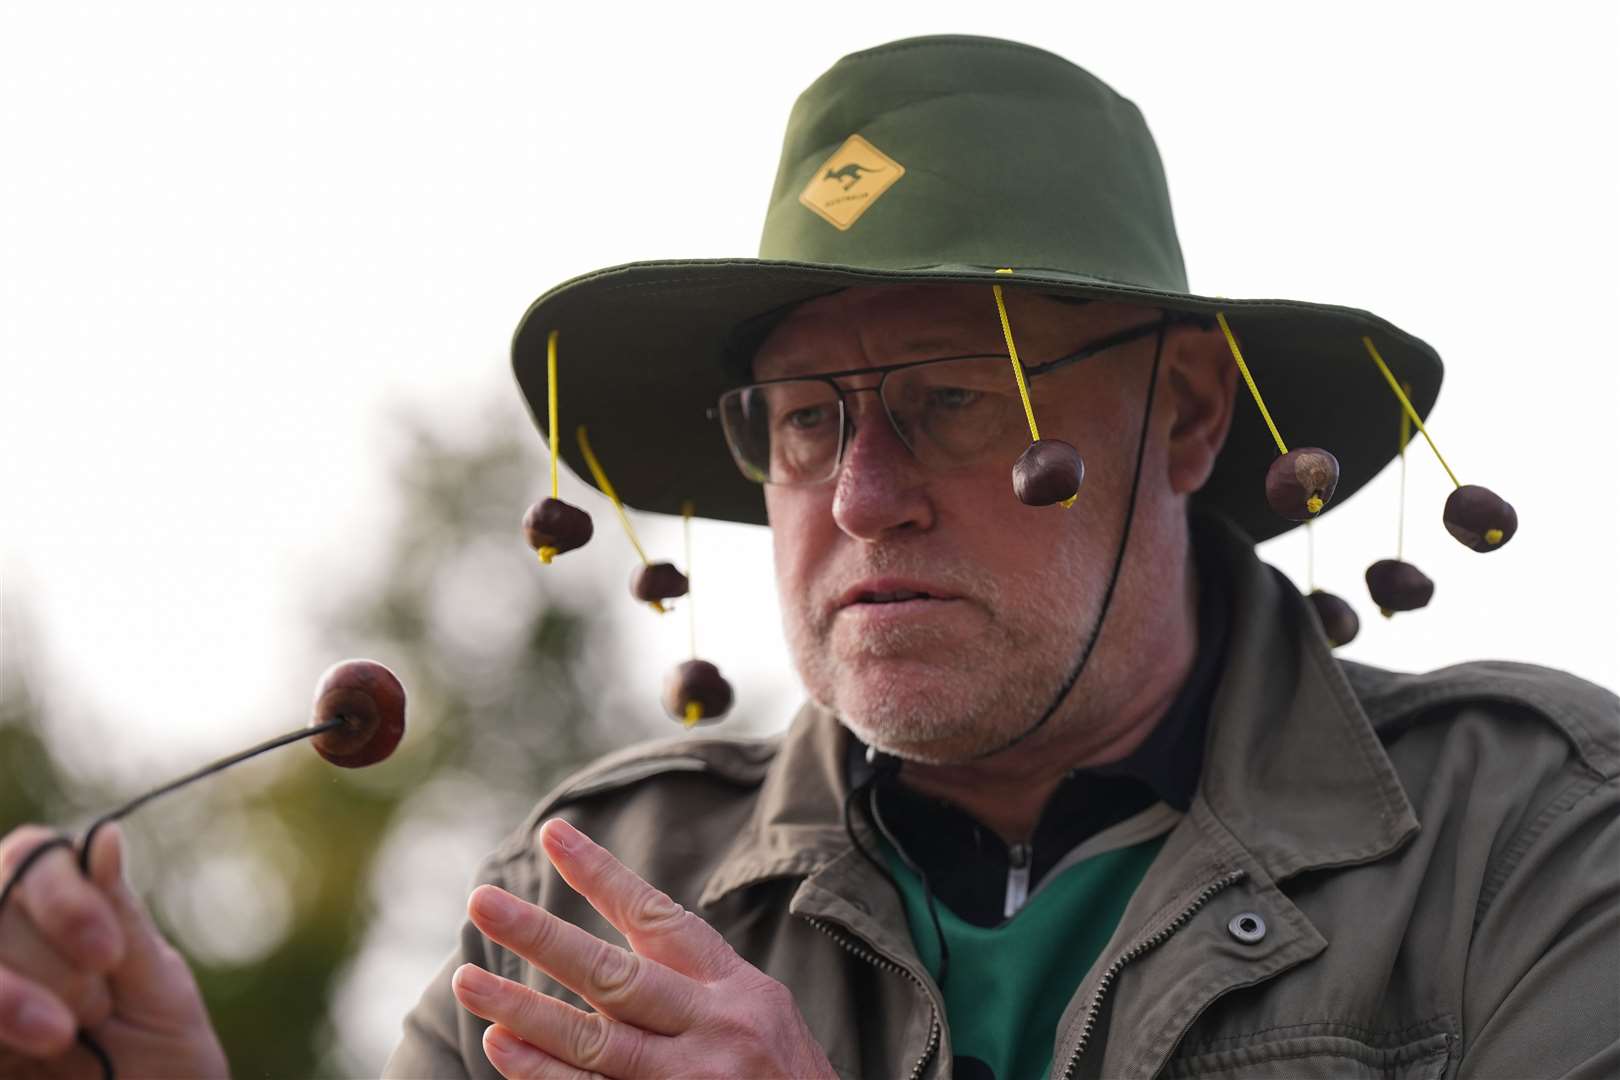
[454,964,496,1001]
[16,998,71,1044]
[485,1025,521,1057]
[78,923,118,964]
[544,819,579,852]
[471,886,521,924]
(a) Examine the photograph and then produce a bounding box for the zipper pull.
[1004,842,1032,918]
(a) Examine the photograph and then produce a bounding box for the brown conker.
[1012,439,1084,507]
[310,659,406,768]
[631,562,690,607]
[1365,559,1435,618]
[1264,447,1340,521]
[662,659,733,727]
[1306,589,1360,647]
[1443,485,1517,553]
[522,497,594,563]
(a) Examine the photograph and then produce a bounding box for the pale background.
[3,0,1616,1070]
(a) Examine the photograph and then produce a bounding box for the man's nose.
[831,393,935,540]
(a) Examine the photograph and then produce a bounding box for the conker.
[310,659,406,768]
[1264,447,1339,521]
[662,659,733,727]
[1365,559,1434,618]
[631,562,690,610]
[1443,485,1517,553]
[1012,439,1084,507]
[522,497,594,563]
[1306,589,1360,647]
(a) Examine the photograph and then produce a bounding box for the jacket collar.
[698,513,1417,910]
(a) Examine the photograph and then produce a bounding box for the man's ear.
[1162,324,1238,495]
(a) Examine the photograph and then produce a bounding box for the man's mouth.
[833,579,963,614]
[858,588,939,604]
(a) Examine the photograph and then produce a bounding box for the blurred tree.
[3,395,648,1077]
[0,598,96,829]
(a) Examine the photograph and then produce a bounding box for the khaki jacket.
[385,520,1619,1079]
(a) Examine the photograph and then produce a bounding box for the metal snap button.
[1228,911,1267,944]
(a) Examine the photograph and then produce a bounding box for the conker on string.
[1265,447,1339,521]
[310,659,407,768]
[1443,485,1517,552]
[1306,589,1360,647]
[1012,439,1084,506]
[522,497,594,563]
[631,562,689,606]
[1365,559,1434,618]
[662,659,733,725]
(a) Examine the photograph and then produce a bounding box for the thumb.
[87,825,203,1022]
[85,821,125,894]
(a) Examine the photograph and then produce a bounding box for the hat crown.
[760,34,1188,292]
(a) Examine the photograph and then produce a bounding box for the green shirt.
[885,829,1168,1080]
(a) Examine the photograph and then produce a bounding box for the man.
[2,33,1616,1080]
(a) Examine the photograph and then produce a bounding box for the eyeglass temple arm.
[1023,311,1214,378]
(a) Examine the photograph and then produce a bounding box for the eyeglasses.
[713,312,1203,486]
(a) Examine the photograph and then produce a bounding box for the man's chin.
[840,709,1008,766]
[827,666,1005,761]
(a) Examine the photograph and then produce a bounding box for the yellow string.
[991,274,1041,442]
[575,425,651,566]
[682,500,697,660]
[1397,385,1410,561]
[993,271,1076,509]
[1362,337,1461,490]
[547,330,560,500]
[1216,312,1289,457]
[533,330,563,564]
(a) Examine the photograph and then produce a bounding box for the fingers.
[484,1025,604,1080]
[0,965,77,1058]
[0,905,113,1027]
[0,826,124,975]
[454,965,640,1080]
[467,885,697,1037]
[537,819,735,982]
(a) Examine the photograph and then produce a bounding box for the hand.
[451,818,837,1079]
[0,824,228,1078]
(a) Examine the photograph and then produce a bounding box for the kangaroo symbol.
[824,162,882,190]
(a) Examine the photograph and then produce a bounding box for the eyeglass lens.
[718,355,1033,486]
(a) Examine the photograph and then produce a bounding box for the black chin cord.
[967,318,1168,762]
[0,716,346,1079]
[840,748,953,991]
[834,321,1170,1000]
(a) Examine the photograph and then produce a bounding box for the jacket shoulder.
[484,730,783,866]
[1339,658,1620,780]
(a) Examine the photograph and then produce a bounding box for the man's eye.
[927,386,982,409]
[780,405,832,431]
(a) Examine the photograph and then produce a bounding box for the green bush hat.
[510,33,1441,543]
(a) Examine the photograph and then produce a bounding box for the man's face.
[758,284,1178,763]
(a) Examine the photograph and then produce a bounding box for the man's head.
[754,284,1238,764]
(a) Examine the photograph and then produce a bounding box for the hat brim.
[511,259,1441,544]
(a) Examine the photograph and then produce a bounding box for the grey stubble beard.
[782,538,1106,765]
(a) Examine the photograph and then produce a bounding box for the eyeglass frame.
[708,309,1216,486]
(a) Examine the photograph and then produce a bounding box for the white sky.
[4,1,1617,778]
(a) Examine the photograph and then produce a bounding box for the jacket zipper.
[1058,869,1247,1080]
[1004,842,1033,918]
[807,916,942,1080]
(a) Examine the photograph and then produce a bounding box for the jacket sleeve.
[1457,767,1620,1079]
